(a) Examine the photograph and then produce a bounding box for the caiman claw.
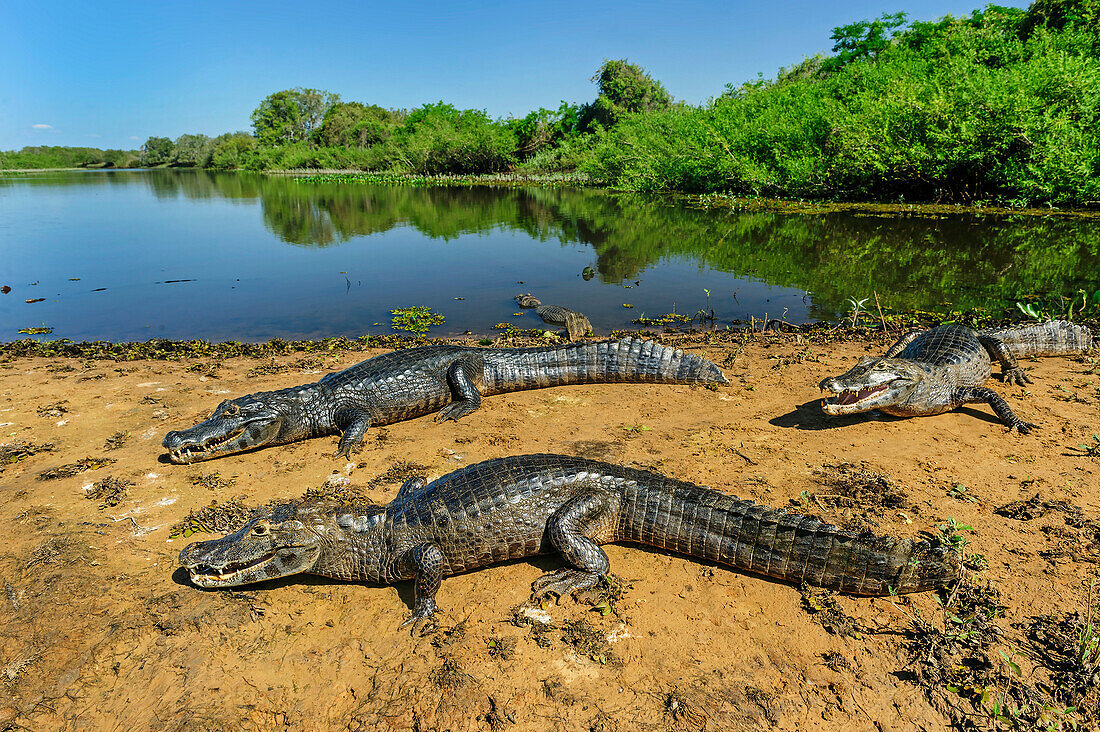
[401,598,440,636]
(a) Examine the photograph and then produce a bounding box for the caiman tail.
[618,480,959,595]
[979,319,1093,358]
[481,337,727,394]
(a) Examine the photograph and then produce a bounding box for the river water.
[2,169,1097,342]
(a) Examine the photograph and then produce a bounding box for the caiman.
[515,294,592,341]
[819,320,1092,432]
[179,454,960,629]
[163,338,726,463]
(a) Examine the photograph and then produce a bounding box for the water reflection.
[132,170,1100,316]
[2,170,1097,339]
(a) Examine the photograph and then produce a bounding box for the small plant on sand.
[1074,434,1100,457]
[947,483,979,503]
[390,306,444,337]
[939,517,973,551]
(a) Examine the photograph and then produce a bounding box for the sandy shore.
[0,331,1097,730]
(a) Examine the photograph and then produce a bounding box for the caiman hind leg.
[954,387,1038,434]
[333,408,371,459]
[532,492,613,602]
[397,543,446,634]
[977,335,1032,386]
[436,359,483,422]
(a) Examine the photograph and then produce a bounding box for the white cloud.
[32,123,53,130]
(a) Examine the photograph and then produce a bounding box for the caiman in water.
[819,320,1092,432]
[179,454,960,629]
[163,338,726,463]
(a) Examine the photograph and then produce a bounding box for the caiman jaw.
[822,384,890,409]
[167,429,246,464]
[188,551,278,585]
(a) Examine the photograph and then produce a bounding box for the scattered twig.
[874,290,889,335]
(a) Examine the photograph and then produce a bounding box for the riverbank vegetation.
[0,146,138,170]
[3,1,1098,205]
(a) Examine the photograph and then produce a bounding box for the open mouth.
[188,551,276,583]
[169,429,245,463]
[822,383,889,407]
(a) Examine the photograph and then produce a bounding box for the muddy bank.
[0,330,1097,730]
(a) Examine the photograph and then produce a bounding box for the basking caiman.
[163,338,726,463]
[179,454,960,628]
[819,320,1093,432]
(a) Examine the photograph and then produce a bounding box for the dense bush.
[583,3,1100,205]
[0,146,139,169]
[315,102,405,148]
[387,103,518,174]
[207,133,259,170]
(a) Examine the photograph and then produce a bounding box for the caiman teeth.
[205,429,245,450]
[172,429,246,462]
[190,551,277,581]
[824,384,889,406]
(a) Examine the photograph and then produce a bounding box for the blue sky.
[1,0,1029,150]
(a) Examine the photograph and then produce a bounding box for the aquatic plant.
[390,306,445,337]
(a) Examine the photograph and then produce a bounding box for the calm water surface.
[2,170,1098,342]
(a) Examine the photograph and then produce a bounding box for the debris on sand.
[38,456,116,480]
[0,441,55,470]
[170,497,257,538]
[83,476,133,508]
[103,431,129,451]
[188,472,236,491]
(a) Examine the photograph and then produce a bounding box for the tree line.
[128,56,670,175]
[3,0,1098,206]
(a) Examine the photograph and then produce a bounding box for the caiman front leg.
[397,543,446,634]
[953,387,1038,434]
[977,335,1032,386]
[436,359,483,422]
[532,492,612,602]
[333,407,372,459]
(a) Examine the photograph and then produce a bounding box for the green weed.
[390,306,444,337]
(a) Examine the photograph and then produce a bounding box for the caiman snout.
[162,423,251,464]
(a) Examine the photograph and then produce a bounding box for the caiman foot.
[1008,420,1039,435]
[435,402,478,422]
[1003,367,1033,386]
[333,444,356,460]
[400,598,440,636]
[531,568,602,603]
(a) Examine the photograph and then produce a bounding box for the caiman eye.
[224,404,240,416]
[251,523,269,536]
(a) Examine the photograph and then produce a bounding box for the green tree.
[251,88,340,145]
[510,101,583,158]
[579,59,672,130]
[208,132,258,169]
[1021,0,1100,34]
[139,136,174,166]
[171,134,214,167]
[392,102,518,174]
[821,12,909,72]
[315,101,402,147]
